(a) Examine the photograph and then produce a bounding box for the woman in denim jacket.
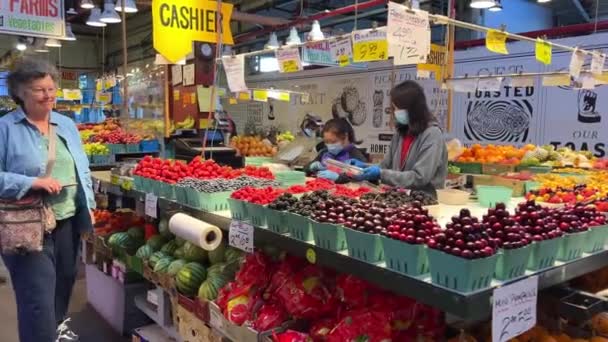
[0,58,95,342]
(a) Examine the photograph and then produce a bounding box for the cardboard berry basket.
[246,202,268,228]
[188,190,232,212]
[174,185,188,206]
[585,225,608,253]
[557,230,588,261]
[311,221,347,252]
[227,198,250,222]
[427,248,498,292]
[494,244,533,281]
[527,238,560,271]
[343,228,384,263]
[285,212,314,242]
[264,208,289,234]
[380,236,429,276]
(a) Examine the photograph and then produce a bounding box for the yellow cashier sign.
[152,0,234,63]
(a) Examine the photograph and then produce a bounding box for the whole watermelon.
[127,227,145,241]
[167,259,187,276]
[183,242,208,263]
[161,240,179,255]
[147,235,167,251]
[154,257,174,273]
[149,251,168,269]
[208,241,226,265]
[108,232,137,255]
[136,245,154,259]
[173,246,185,259]
[158,218,174,239]
[224,247,244,263]
[206,263,225,278]
[174,236,186,247]
[198,274,228,301]
[176,262,207,296]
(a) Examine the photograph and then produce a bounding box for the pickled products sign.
[0,0,64,38]
[152,0,234,63]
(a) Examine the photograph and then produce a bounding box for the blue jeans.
[2,218,81,342]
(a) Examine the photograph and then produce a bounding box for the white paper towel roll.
[169,213,223,251]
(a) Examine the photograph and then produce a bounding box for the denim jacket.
[0,108,95,232]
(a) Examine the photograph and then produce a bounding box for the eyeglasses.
[28,87,57,97]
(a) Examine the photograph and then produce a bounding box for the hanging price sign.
[492,276,538,342]
[486,29,509,55]
[144,193,158,218]
[330,38,353,66]
[387,3,431,65]
[535,39,552,65]
[229,220,254,253]
[352,28,388,63]
[276,48,303,73]
[282,60,299,73]
[591,52,606,76]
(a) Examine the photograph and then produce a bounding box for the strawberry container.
[107,143,126,154]
[476,185,513,208]
[527,238,560,270]
[160,182,176,200]
[380,236,428,276]
[132,175,144,190]
[186,187,200,208]
[494,244,532,280]
[149,180,163,197]
[138,177,152,193]
[227,198,249,222]
[247,203,267,227]
[557,231,588,261]
[198,191,232,212]
[265,208,288,234]
[311,222,347,252]
[285,212,313,242]
[175,186,188,205]
[343,228,384,263]
[427,248,498,292]
[585,225,608,253]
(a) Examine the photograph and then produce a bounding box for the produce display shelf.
[92,172,608,321]
[133,294,181,341]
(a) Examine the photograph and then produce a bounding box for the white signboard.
[144,193,158,219]
[228,220,254,253]
[0,0,65,38]
[492,276,538,342]
[387,2,431,65]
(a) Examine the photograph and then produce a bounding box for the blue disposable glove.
[355,165,381,181]
[309,161,326,172]
[345,159,368,168]
[317,170,339,181]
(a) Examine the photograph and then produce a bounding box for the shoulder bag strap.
[44,124,57,178]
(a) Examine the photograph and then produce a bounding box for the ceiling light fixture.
[16,42,27,51]
[307,20,325,41]
[470,0,496,9]
[285,27,302,46]
[537,0,551,3]
[86,7,107,27]
[64,23,77,41]
[100,0,122,23]
[45,38,62,47]
[80,0,94,9]
[115,0,138,13]
[67,7,78,15]
[265,32,280,50]
[489,0,503,11]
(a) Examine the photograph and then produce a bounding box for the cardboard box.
[175,304,216,342]
[132,324,176,342]
[208,302,290,342]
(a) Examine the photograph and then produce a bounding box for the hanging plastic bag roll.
[168,213,222,251]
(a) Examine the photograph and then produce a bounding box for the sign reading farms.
[0,0,65,38]
[152,0,234,63]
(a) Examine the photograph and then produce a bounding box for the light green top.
[43,134,78,220]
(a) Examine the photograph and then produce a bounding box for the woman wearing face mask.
[304,118,368,183]
[349,81,448,197]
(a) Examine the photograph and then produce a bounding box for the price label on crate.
[492,276,538,342]
[229,220,254,253]
[144,193,158,219]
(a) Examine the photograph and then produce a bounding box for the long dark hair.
[390,80,436,136]
[323,117,361,145]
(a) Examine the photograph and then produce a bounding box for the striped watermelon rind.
[154,257,174,273]
[149,251,168,269]
[198,274,229,301]
[161,240,178,255]
[208,242,226,265]
[176,262,207,296]
[167,259,187,276]
[224,247,244,263]
[183,242,208,263]
[127,227,145,241]
[147,235,167,251]
[136,245,154,259]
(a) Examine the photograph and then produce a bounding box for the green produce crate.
[286,212,313,242]
[515,165,553,173]
[585,225,608,253]
[175,186,188,205]
[107,143,126,154]
[132,176,144,190]
[274,171,306,186]
[427,248,498,292]
[495,245,532,280]
[266,208,288,234]
[245,157,273,166]
[227,198,249,221]
[91,154,111,165]
[187,190,231,212]
[527,238,560,271]
[525,181,541,194]
[450,162,482,175]
[476,185,513,208]
[343,228,384,263]
[380,236,428,276]
[125,144,140,153]
[247,203,268,228]
[311,222,347,251]
[160,183,176,200]
[557,231,588,261]
[149,180,163,197]
[185,187,200,208]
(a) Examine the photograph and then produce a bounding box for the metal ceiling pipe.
[234,0,388,43]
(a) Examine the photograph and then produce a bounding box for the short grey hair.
[7,57,59,106]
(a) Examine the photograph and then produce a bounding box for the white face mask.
[394,109,410,125]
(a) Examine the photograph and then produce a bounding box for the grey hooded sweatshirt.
[379,122,448,198]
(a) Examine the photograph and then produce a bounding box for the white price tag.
[569,50,585,77]
[144,193,158,218]
[492,276,538,342]
[591,52,606,76]
[329,38,353,61]
[228,220,254,253]
[387,3,431,65]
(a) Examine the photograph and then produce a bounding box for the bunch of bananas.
[277,131,295,143]
[84,142,110,156]
[175,116,195,129]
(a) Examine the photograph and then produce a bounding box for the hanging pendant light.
[285,27,302,46]
[45,38,62,47]
[100,0,121,23]
[64,23,77,41]
[308,20,325,41]
[115,0,138,13]
[537,0,551,3]
[470,0,496,9]
[80,0,94,9]
[66,7,78,15]
[265,32,281,50]
[489,0,502,11]
[86,7,107,27]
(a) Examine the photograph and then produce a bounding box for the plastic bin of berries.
[274,171,306,186]
[107,143,126,154]
[227,198,249,222]
[557,230,588,261]
[343,228,384,263]
[585,225,608,253]
[527,238,561,270]
[246,202,268,228]
[197,191,232,212]
[174,185,188,206]
[148,179,163,197]
[160,182,176,200]
[264,208,288,234]
[311,221,347,252]
[494,244,533,280]
[476,185,513,208]
[427,248,498,292]
[380,236,428,276]
[137,177,151,192]
[285,212,313,242]
[185,187,201,208]
[132,175,143,190]
[245,157,274,166]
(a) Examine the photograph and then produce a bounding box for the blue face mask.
[326,143,343,155]
[304,128,314,137]
[394,109,410,125]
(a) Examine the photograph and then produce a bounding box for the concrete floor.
[0,265,130,342]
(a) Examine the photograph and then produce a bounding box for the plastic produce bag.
[273,330,311,342]
[336,274,369,309]
[252,302,288,331]
[309,318,337,341]
[326,309,392,342]
[235,251,273,287]
[275,265,337,319]
[223,283,260,325]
